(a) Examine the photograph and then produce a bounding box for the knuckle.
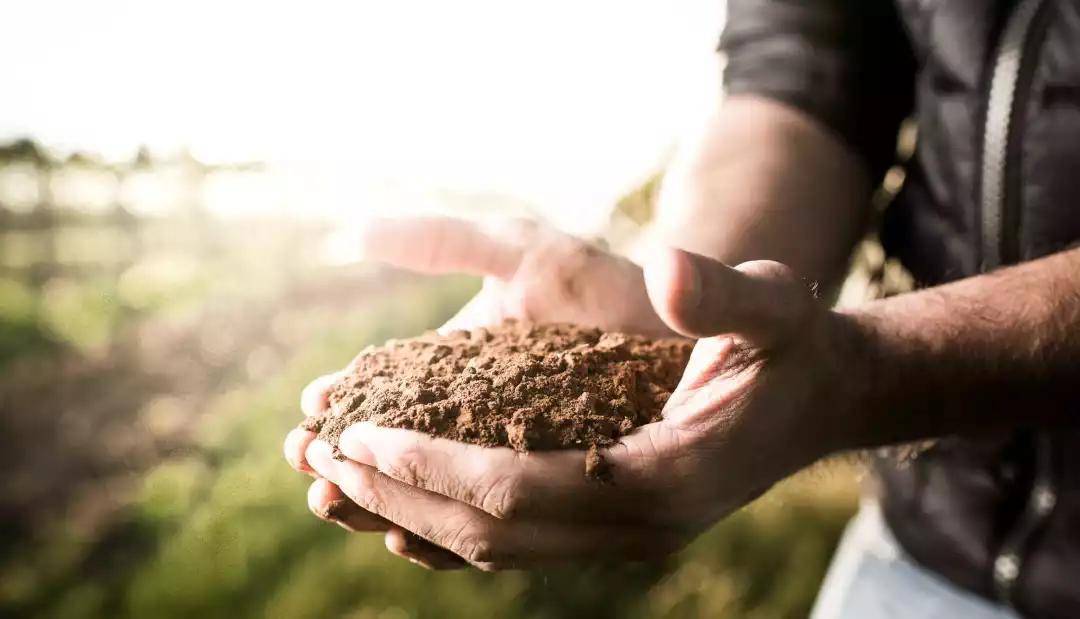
[343,470,388,517]
[461,537,496,565]
[443,521,497,565]
[357,493,387,519]
[475,471,522,520]
[385,446,430,488]
[353,489,384,518]
[554,237,599,268]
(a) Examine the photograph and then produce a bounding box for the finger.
[301,372,345,417]
[644,247,810,346]
[337,422,684,525]
[384,528,468,570]
[310,472,468,566]
[307,477,392,532]
[307,440,681,569]
[284,428,318,474]
[360,217,522,280]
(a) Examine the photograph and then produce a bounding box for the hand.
[358,216,674,336]
[285,372,468,569]
[300,247,859,569]
[285,216,674,566]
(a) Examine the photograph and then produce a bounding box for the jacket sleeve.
[720,0,916,180]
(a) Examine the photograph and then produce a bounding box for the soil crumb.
[303,320,692,478]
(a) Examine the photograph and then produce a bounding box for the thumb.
[643,247,813,347]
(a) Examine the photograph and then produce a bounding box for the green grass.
[0,277,59,367]
[5,276,856,619]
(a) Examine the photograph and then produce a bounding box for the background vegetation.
[0,140,859,618]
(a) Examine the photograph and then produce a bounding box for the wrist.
[816,308,889,453]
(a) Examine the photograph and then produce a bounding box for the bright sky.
[3,0,723,232]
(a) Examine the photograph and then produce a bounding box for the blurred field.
[0,141,859,619]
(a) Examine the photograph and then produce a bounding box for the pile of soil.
[301,320,693,479]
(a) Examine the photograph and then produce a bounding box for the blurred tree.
[0,138,52,167]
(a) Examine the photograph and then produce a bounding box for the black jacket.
[721,1,1080,617]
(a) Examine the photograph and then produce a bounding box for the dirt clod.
[303,320,692,479]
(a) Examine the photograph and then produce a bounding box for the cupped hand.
[285,216,676,566]
[299,246,858,570]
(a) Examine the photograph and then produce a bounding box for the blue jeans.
[811,502,1021,619]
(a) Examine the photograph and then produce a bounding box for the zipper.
[979,0,1048,269]
[978,0,1056,608]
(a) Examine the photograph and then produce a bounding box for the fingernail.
[321,498,352,522]
[339,424,378,466]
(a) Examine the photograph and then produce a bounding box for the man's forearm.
[840,247,1080,448]
[654,95,872,288]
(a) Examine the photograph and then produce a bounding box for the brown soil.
[302,320,693,479]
